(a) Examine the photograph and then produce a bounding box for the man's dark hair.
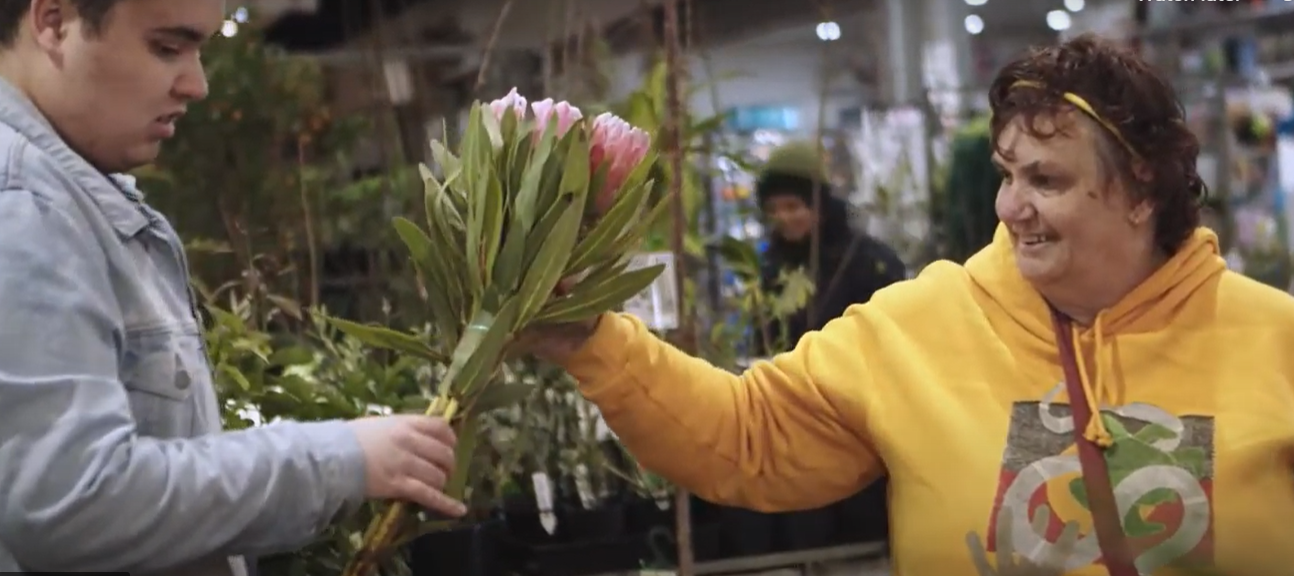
[0,0,123,46]
[988,33,1205,256]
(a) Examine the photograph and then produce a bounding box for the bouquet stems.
[340,311,496,576]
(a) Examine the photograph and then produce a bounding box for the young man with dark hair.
[0,2,466,575]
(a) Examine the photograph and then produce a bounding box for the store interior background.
[256,0,1294,290]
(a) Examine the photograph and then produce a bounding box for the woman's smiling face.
[993,112,1156,297]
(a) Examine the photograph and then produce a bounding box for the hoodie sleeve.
[564,307,887,512]
[0,189,367,573]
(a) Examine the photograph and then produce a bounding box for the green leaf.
[577,256,633,289]
[567,180,650,274]
[417,162,436,186]
[557,125,591,201]
[463,104,491,300]
[583,162,609,216]
[536,263,666,323]
[479,171,506,289]
[443,417,481,501]
[515,197,583,323]
[393,216,433,262]
[715,234,761,281]
[535,128,579,218]
[607,195,671,256]
[520,196,572,271]
[501,112,524,197]
[469,382,535,414]
[506,130,533,201]
[500,107,520,144]
[450,297,522,397]
[684,113,728,143]
[430,140,460,181]
[481,108,504,151]
[268,346,315,367]
[492,217,529,293]
[626,91,657,129]
[219,364,252,391]
[513,116,560,234]
[325,317,447,363]
[394,217,460,340]
[618,150,658,204]
[424,178,469,323]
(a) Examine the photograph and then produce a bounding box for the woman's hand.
[514,316,603,365]
[512,278,603,366]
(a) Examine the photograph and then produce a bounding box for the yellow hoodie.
[565,226,1294,575]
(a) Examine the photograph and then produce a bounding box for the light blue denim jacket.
[0,79,368,575]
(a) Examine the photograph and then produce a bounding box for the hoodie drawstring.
[1070,314,1113,448]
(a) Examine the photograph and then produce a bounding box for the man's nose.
[174,64,210,102]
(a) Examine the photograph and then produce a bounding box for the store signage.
[726,105,801,132]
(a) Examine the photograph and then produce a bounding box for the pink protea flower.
[531,98,583,137]
[487,87,527,122]
[588,112,651,214]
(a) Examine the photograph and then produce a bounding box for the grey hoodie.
[0,78,367,574]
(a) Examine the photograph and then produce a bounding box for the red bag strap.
[1049,308,1140,576]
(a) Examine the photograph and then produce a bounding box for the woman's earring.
[1128,206,1151,226]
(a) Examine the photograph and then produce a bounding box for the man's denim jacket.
[0,79,366,575]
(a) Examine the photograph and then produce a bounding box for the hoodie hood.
[964,223,1227,446]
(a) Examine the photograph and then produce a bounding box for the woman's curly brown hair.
[988,33,1205,255]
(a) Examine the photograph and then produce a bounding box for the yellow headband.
[1010,80,1140,160]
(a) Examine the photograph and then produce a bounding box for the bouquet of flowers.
[328,88,666,576]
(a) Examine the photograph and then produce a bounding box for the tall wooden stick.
[473,0,515,94]
[661,0,695,574]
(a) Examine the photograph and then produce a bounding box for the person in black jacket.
[756,141,907,345]
[752,140,906,551]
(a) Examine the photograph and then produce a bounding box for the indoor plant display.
[328,88,667,576]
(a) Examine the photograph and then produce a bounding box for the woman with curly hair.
[526,34,1294,575]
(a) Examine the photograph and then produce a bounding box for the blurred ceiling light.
[815,21,841,41]
[965,0,987,6]
[1064,0,1085,12]
[221,19,238,37]
[1046,9,1071,31]
[964,14,984,35]
[233,6,249,22]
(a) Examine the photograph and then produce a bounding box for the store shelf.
[1136,3,1294,41]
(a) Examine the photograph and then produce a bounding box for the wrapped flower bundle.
[332,88,665,576]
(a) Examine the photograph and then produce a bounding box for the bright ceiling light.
[221,19,239,37]
[1064,0,1085,12]
[965,0,987,6]
[1046,9,1072,31]
[815,21,841,41]
[233,6,249,23]
[964,14,985,35]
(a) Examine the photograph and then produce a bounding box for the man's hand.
[347,415,466,517]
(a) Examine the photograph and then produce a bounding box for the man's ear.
[29,0,71,53]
